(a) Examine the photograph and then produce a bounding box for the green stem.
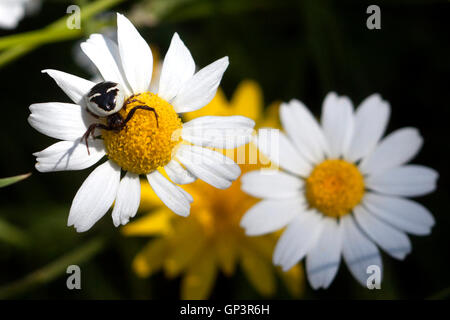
[46,0,125,31]
[0,237,106,299]
[0,28,81,50]
[0,0,125,66]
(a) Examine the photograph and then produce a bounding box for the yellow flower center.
[102,92,182,175]
[305,159,365,218]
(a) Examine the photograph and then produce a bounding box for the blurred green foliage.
[0,0,448,299]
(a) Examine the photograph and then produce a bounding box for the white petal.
[171,57,229,113]
[362,192,435,235]
[28,103,96,141]
[341,215,383,287]
[279,99,329,163]
[164,159,196,185]
[182,116,255,149]
[241,169,303,199]
[80,34,132,96]
[255,128,312,177]
[346,94,390,162]
[178,187,194,204]
[354,205,411,260]
[68,160,121,232]
[306,218,342,289]
[321,93,354,158]
[273,211,323,272]
[117,13,153,94]
[176,144,240,189]
[158,33,195,101]
[366,165,438,197]
[111,172,141,227]
[33,139,105,172]
[240,197,306,236]
[0,3,25,29]
[42,69,95,105]
[359,128,423,175]
[147,170,191,217]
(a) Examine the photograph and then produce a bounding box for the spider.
[82,81,159,154]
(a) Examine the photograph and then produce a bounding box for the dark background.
[0,0,448,299]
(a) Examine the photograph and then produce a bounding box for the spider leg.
[123,105,159,128]
[123,98,146,111]
[82,123,111,155]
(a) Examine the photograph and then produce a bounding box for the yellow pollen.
[102,92,182,175]
[305,159,365,218]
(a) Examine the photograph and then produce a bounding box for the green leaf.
[0,218,29,248]
[0,237,106,299]
[0,173,31,188]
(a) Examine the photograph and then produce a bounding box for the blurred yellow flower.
[123,81,304,299]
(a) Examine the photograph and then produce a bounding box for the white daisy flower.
[240,92,437,289]
[28,13,254,232]
[73,28,162,91]
[0,0,40,29]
